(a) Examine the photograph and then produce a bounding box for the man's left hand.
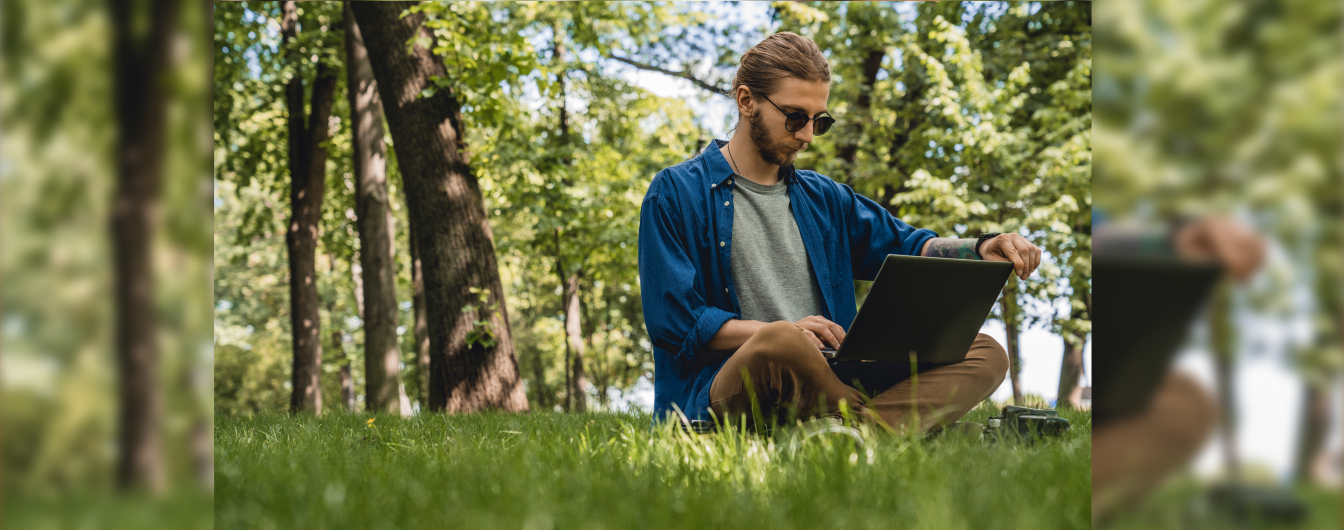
[980,234,1042,280]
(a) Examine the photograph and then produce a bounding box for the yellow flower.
[366,418,376,426]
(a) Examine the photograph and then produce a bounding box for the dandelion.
[366,418,376,427]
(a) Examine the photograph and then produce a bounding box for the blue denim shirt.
[638,140,938,422]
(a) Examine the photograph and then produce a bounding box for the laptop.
[1091,256,1222,424]
[822,255,1014,363]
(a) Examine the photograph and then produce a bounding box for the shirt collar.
[706,139,795,186]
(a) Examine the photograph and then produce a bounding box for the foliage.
[216,406,1092,528]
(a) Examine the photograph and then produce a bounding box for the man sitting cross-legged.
[638,32,1042,432]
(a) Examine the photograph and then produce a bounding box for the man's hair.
[731,32,831,100]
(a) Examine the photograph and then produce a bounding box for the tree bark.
[408,219,431,406]
[111,0,178,493]
[564,272,587,413]
[282,1,335,415]
[838,48,884,185]
[346,2,407,415]
[336,330,355,412]
[1001,284,1024,406]
[1055,332,1085,409]
[353,1,528,413]
[556,228,571,411]
[1293,382,1330,484]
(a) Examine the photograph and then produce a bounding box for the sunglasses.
[760,93,836,136]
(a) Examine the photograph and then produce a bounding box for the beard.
[747,109,803,167]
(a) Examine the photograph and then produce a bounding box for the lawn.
[216,403,1092,529]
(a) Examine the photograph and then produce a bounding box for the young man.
[638,32,1042,432]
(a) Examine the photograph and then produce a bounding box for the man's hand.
[1173,217,1266,283]
[792,315,845,351]
[980,233,1042,280]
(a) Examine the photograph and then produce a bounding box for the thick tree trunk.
[111,0,178,493]
[565,272,587,413]
[282,0,336,415]
[353,2,528,412]
[1293,382,1330,484]
[346,3,407,415]
[408,220,431,406]
[1056,332,1085,409]
[1001,285,1024,406]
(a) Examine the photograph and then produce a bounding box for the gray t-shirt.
[729,174,826,323]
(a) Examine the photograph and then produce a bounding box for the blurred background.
[2,0,215,527]
[1093,0,1341,525]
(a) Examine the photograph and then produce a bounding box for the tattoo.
[921,237,981,260]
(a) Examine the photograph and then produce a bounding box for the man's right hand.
[792,315,846,350]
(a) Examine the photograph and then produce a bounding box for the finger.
[1206,221,1249,280]
[804,330,823,349]
[1026,240,1041,276]
[810,323,840,349]
[1013,237,1035,277]
[1003,242,1026,279]
[825,319,846,346]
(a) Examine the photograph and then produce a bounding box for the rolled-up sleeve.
[638,191,737,368]
[844,186,939,280]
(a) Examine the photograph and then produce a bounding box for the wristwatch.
[975,233,1001,259]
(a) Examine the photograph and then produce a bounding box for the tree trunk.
[335,330,355,412]
[353,1,528,413]
[408,220,431,407]
[346,2,407,415]
[282,0,335,415]
[1209,281,1240,482]
[556,228,572,411]
[111,0,178,493]
[1002,284,1024,406]
[838,48,884,185]
[1293,382,1330,484]
[1055,331,1085,409]
[565,273,587,413]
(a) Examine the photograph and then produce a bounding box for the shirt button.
[720,241,725,247]
[724,288,729,293]
[724,201,730,206]
[711,183,716,188]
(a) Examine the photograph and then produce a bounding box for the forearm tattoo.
[921,237,981,260]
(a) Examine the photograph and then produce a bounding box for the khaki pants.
[1091,372,1218,521]
[708,320,1010,432]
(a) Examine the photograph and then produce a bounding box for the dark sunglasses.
[760,93,836,136]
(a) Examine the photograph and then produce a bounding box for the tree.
[352,1,528,412]
[279,0,338,414]
[344,2,409,415]
[111,0,179,493]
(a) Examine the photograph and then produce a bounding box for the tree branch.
[606,53,730,98]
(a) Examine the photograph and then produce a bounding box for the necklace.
[726,142,741,177]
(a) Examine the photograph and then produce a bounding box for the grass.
[216,403,1091,529]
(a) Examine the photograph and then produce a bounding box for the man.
[1092,215,1267,523]
[638,32,1042,432]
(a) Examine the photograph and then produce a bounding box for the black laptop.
[822,255,1014,363]
[1092,256,1223,424]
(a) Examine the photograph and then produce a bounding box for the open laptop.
[1091,256,1223,424]
[821,254,1014,363]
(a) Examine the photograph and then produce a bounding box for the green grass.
[3,492,213,530]
[1105,478,1341,530]
[216,403,1091,529]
